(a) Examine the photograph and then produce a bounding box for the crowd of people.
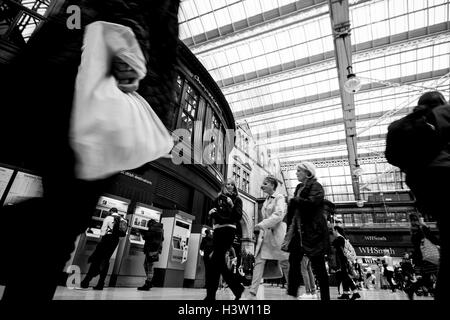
[0,0,446,303]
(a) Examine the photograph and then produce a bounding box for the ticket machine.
[110,203,162,287]
[153,209,195,287]
[65,194,130,284]
[184,225,213,288]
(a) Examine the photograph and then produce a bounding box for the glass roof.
[179,0,450,201]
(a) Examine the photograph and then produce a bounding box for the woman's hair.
[264,175,278,190]
[220,178,239,197]
[333,225,346,238]
[416,91,447,110]
[297,161,317,179]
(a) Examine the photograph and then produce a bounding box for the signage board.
[3,171,43,205]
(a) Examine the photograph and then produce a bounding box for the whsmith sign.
[347,233,411,257]
[355,246,408,257]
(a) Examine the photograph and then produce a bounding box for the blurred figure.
[205,179,244,300]
[0,0,181,300]
[199,229,214,288]
[408,213,439,299]
[284,162,330,300]
[402,91,449,300]
[248,176,288,299]
[137,218,164,291]
[382,249,396,293]
[332,226,361,300]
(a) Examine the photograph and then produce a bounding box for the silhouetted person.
[80,208,124,290]
[138,219,164,291]
[0,0,181,300]
[404,91,449,301]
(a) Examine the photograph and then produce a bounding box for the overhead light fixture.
[344,66,361,94]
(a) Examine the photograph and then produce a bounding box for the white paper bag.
[70,21,173,180]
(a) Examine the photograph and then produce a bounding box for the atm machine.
[153,209,195,287]
[65,194,130,285]
[184,225,213,288]
[110,203,163,287]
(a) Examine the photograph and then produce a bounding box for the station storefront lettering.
[355,246,408,257]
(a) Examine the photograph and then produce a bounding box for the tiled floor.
[44,285,433,300]
[0,283,434,300]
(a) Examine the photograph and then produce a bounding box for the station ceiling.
[178,0,450,202]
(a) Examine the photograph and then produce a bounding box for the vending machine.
[110,203,163,287]
[153,209,195,287]
[65,194,130,284]
[184,225,213,288]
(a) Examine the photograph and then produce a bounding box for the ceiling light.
[344,66,362,94]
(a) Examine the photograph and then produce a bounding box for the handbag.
[70,21,173,180]
[262,260,283,279]
[420,237,440,266]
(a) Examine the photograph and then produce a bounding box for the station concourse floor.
[0,284,432,300]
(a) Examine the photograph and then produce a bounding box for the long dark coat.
[283,178,330,257]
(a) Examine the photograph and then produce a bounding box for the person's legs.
[279,259,289,288]
[206,227,244,300]
[1,178,106,300]
[94,260,109,290]
[218,232,244,299]
[385,270,396,292]
[81,259,101,288]
[306,258,317,295]
[310,255,330,301]
[287,250,302,297]
[249,254,266,296]
[407,167,450,300]
[300,255,312,294]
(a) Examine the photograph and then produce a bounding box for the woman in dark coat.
[283,161,330,300]
[332,226,360,300]
[205,179,244,300]
[0,0,180,300]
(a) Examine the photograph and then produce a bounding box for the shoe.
[337,293,350,300]
[80,280,90,289]
[137,282,152,291]
[93,285,104,290]
[298,293,314,299]
[350,292,361,300]
[234,285,245,300]
[310,293,318,299]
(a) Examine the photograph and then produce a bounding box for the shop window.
[178,82,199,142]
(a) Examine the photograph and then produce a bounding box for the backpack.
[385,108,443,173]
[144,222,164,255]
[341,236,357,263]
[112,215,128,237]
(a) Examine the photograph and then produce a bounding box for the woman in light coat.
[248,176,289,298]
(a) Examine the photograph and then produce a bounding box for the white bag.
[70,21,173,180]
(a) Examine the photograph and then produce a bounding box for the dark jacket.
[284,179,330,257]
[211,194,243,226]
[143,221,164,255]
[332,236,350,272]
[427,104,450,168]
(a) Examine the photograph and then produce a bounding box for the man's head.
[109,207,118,215]
[418,91,447,108]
